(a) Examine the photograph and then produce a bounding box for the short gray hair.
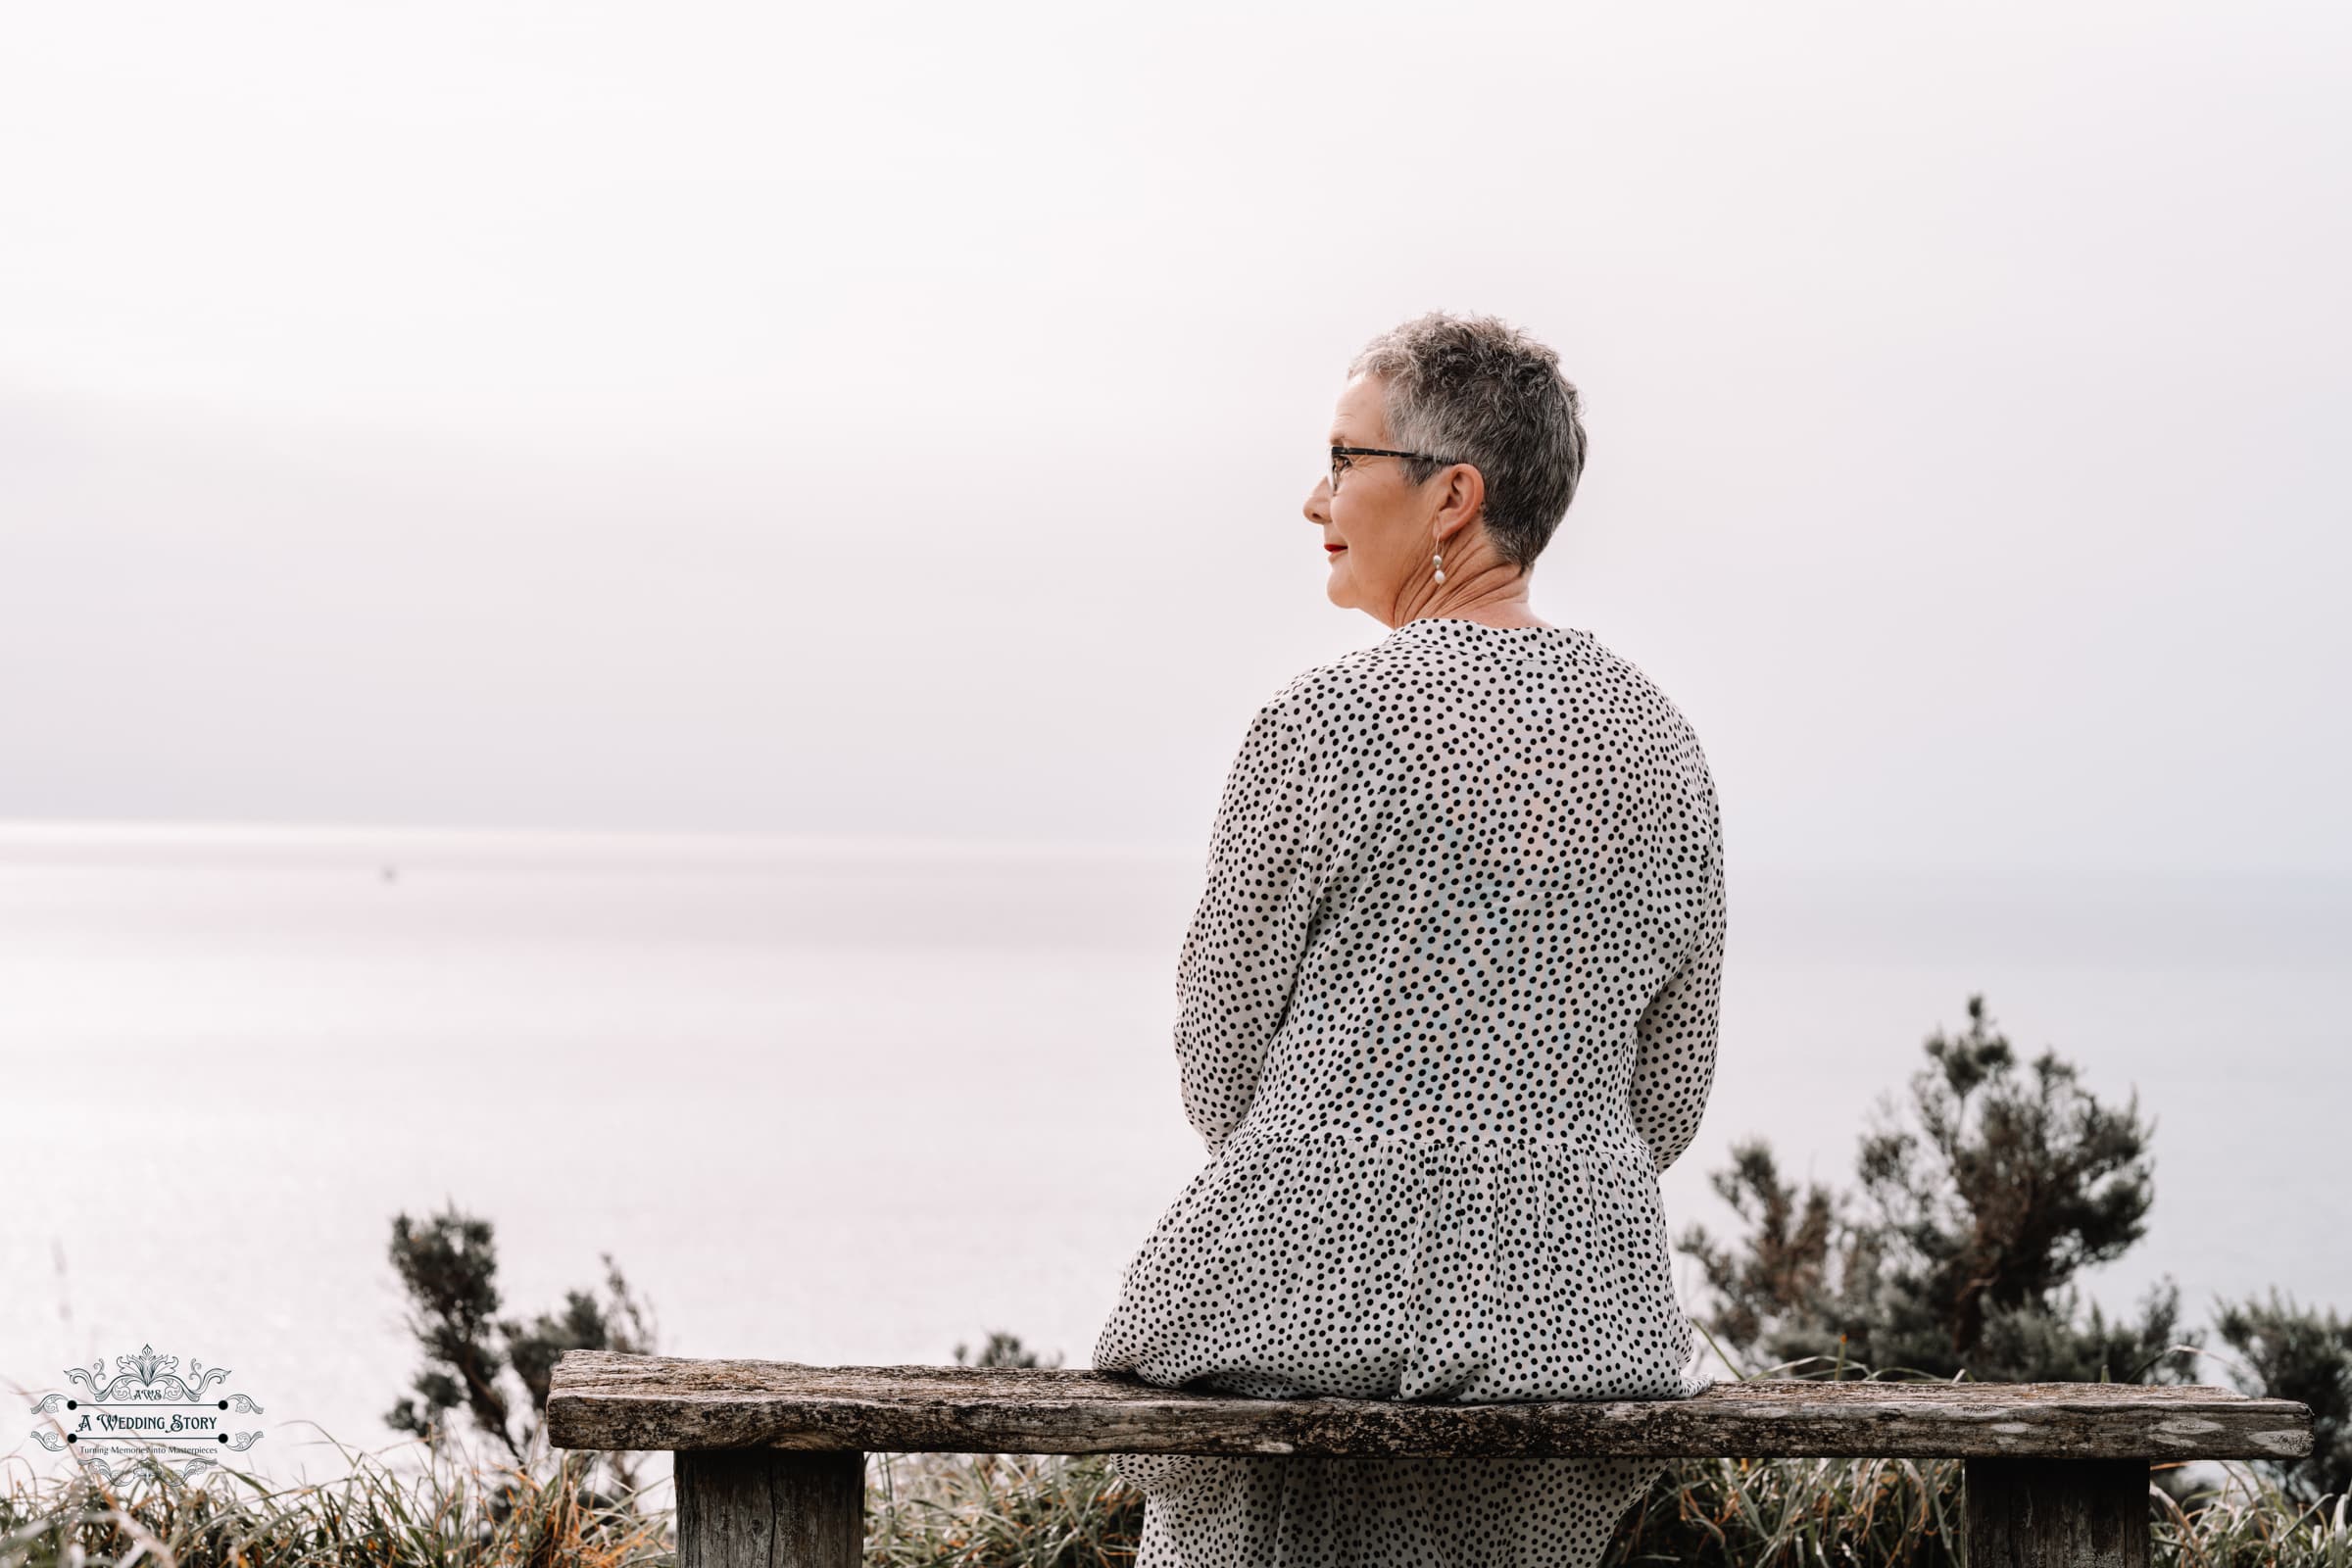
[1348,312,1588,572]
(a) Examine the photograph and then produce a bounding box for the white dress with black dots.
[1094,615,1728,1568]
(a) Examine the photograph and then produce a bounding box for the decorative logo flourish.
[24,1344,270,1482]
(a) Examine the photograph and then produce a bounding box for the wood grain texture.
[675,1449,861,1568]
[1967,1458,2152,1568]
[547,1352,2314,1461]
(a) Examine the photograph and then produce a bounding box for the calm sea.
[4,825,2345,1487]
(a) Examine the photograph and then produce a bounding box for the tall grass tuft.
[0,1429,671,1568]
[1609,1455,1964,1567]
[2149,1471,2352,1568]
[866,1452,1138,1567]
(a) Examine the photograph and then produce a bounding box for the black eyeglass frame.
[1328,445,1463,487]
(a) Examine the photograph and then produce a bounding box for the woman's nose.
[1303,475,1332,524]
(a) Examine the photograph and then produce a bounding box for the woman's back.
[1243,617,1723,1159]
[1097,614,1727,1408]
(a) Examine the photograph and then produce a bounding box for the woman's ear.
[1432,463,1487,541]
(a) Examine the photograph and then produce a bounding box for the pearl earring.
[1432,547,1446,585]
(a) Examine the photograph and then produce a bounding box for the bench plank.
[548,1351,2312,1461]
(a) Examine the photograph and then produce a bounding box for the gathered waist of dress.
[1215,1119,1657,1169]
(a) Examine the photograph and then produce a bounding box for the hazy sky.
[5,0,2346,872]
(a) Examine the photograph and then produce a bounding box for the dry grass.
[0,1432,668,1568]
[5,1435,2343,1568]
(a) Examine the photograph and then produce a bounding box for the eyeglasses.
[1329,445,1458,492]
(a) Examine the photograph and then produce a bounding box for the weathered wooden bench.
[548,1350,2312,1568]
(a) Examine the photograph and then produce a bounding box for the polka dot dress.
[1094,615,1729,1567]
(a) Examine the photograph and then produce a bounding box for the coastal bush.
[953,1333,1063,1371]
[383,1200,660,1498]
[1679,993,2198,1385]
[2213,1291,2352,1504]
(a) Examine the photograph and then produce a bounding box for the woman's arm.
[1630,843,1727,1174]
[1174,690,1331,1154]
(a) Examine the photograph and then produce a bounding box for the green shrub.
[1680,994,2198,1385]
[2213,1291,2352,1505]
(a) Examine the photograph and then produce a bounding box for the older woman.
[1093,312,1729,1567]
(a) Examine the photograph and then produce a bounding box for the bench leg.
[674,1448,863,1568]
[1965,1458,2149,1568]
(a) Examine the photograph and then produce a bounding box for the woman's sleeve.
[1174,690,1332,1154]
[1630,804,1727,1174]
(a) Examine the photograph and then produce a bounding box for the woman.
[1094,312,1729,1567]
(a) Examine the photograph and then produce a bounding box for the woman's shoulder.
[1224,652,1396,774]
[1253,641,1400,731]
[1280,622,1715,765]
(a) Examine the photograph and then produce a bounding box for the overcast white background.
[6,6,2351,1486]
[4,0,2345,873]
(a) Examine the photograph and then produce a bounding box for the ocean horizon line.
[0,817,1205,872]
[1,816,2346,890]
